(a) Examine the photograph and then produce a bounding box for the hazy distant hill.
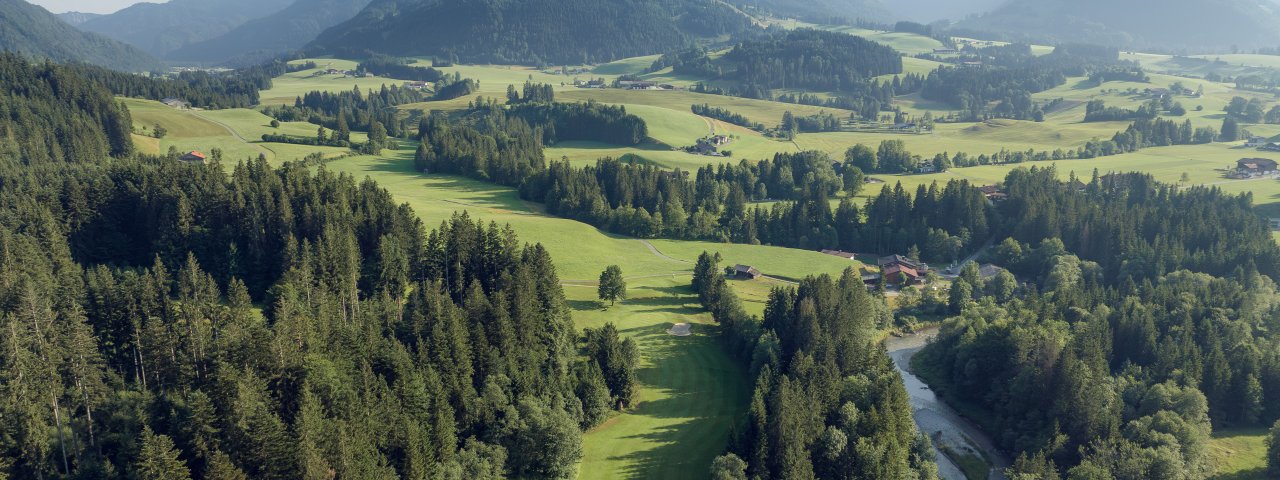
[56,11,100,26]
[77,0,294,57]
[169,0,372,64]
[308,0,760,65]
[0,0,156,71]
[956,0,1280,52]
[729,0,893,22]
[883,0,1007,23]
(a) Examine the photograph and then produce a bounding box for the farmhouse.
[1236,158,1279,177]
[178,151,207,163]
[979,185,1008,202]
[820,249,857,260]
[877,254,927,273]
[404,81,429,90]
[1245,136,1268,147]
[883,264,921,285]
[161,97,189,109]
[1148,88,1171,98]
[733,265,762,280]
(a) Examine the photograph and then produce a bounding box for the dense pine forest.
[0,52,134,164]
[309,0,755,65]
[691,253,937,479]
[919,168,1280,478]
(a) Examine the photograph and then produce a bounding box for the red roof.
[884,264,919,278]
[186,151,206,159]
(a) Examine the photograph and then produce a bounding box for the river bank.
[884,330,1012,480]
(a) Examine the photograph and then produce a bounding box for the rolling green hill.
[0,0,156,71]
[76,0,294,57]
[956,0,1280,52]
[308,0,761,65]
[168,0,373,64]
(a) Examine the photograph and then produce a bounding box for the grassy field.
[1207,428,1269,480]
[124,98,352,164]
[569,276,747,480]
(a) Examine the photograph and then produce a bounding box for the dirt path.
[640,239,690,264]
[188,109,274,158]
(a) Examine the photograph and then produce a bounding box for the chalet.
[710,135,729,146]
[883,264,921,285]
[917,163,936,174]
[577,79,606,89]
[1237,158,1279,177]
[861,273,882,287]
[820,249,857,260]
[618,80,659,90]
[404,81,429,90]
[1245,136,1268,147]
[877,254,927,273]
[324,68,342,75]
[161,97,189,109]
[1148,88,1171,98]
[891,122,917,131]
[178,151,207,163]
[978,185,1008,202]
[733,265,762,280]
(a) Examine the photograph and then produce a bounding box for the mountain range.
[0,0,156,71]
[955,0,1280,52]
[76,0,295,57]
[167,0,374,64]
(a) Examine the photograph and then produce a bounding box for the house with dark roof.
[1237,158,1279,177]
[733,265,762,280]
[978,185,1008,202]
[179,151,207,163]
[877,254,925,272]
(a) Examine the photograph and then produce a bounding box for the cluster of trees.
[70,60,288,109]
[1083,99,1180,122]
[922,49,1143,121]
[433,74,480,101]
[357,56,447,82]
[691,104,765,131]
[0,151,633,479]
[1222,95,1280,125]
[783,111,843,134]
[504,101,647,146]
[719,29,904,92]
[507,81,555,104]
[263,84,424,139]
[0,52,134,164]
[690,253,938,479]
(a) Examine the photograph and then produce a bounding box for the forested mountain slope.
[956,0,1280,52]
[0,0,156,71]
[77,0,294,57]
[168,0,374,65]
[308,0,759,65]
[56,11,100,26]
[728,0,893,22]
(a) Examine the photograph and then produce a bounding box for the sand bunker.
[668,323,692,336]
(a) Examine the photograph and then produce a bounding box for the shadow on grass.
[602,322,749,480]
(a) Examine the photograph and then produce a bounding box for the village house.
[978,185,1008,202]
[733,264,762,280]
[1236,158,1279,177]
[178,151,207,163]
[883,264,922,285]
[404,81,430,90]
[877,254,927,274]
[161,97,189,109]
[1147,88,1171,99]
[1246,136,1268,148]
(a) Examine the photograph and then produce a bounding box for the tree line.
[0,52,134,164]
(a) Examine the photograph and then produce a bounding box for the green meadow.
[163,28,1280,475]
